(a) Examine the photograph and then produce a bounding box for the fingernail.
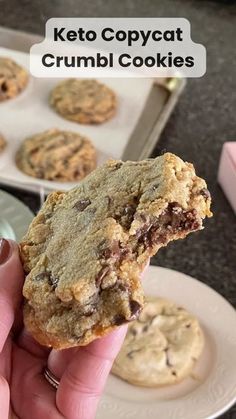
[0,239,11,265]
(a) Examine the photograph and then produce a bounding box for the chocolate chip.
[129,300,142,318]
[200,188,211,199]
[114,162,122,169]
[30,147,39,155]
[130,328,137,336]
[73,169,81,178]
[135,223,151,240]
[122,203,138,227]
[120,248,131,260]
[117,282,129,292]
[124,204,136,216]
[83,307,96,317]
[95,266,111,287]
[101,240,120,260]
[34,272,51,281]
[165,348,173,367]
[48,276,59,289]
[168,202,180,212]
[183,211,200,231]
[151,184,159,191]
[34,271,59,289]
[1,82,7,93]
[113,314,127,325]
[186,323,191,328]
[105,195,113,209]
[127,349,141,359]
[143,325,149,332]
[73,198,91,211]
[172,371,177,376]
[137,223,160,249]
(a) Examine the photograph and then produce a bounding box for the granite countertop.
[0,0,236,417]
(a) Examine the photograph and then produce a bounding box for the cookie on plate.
[50,79,117,124]
[0,57,29,102]
[0,133,6,153]
[16,128,97,182]
[112,297,204,387]
[20,153,212,349]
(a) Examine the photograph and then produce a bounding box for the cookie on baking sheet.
[0,133,6,153]
[0,57,29,102]
[19,153,211,350]
[112,297,204,387]
[15,128,97,182]
[50,79,117,124]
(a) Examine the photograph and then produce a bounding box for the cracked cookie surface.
[50,79,117,124]
[20,153,212,349]
[0,57,29,101]
[112,297,204,387]
[16,128,97,182]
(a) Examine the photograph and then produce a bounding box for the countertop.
[0,0,236,417]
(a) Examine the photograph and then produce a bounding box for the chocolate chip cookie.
[0,57,29,102]
[0,133,6,153]
[50,79,117,124]
[112,297,204,387]
[16,128,97,182]
[20,153,212,349]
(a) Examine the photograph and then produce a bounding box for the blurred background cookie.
[112,297,204,387]
[0,57,29,101]
[50,79,117,124]
[0,133,6,152]
[16,128,97,182]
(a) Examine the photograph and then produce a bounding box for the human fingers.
[48,260,149,380]
[47,347,78,379]
[0,240,24,352]
[16,328,51,359]
[56,326,127,419]
[11,345,63,419]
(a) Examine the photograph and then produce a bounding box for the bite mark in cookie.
[20,153,212,349]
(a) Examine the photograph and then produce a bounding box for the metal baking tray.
[0,26,186,193]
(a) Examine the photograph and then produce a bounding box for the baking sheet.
[0,47,153,193]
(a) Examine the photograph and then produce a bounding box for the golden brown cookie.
[0,57,29,102]
[50,79,117,124]
[16,128,97,182]
[20,153,212,349]
[112,297,204,387]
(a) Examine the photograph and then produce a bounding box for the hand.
[0,239,127,419]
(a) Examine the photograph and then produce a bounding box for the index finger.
[56,326,127,419]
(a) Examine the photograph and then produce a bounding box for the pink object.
[218,142,236,213]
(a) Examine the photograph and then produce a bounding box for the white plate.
[98,266,236,419]
[0,189,34,241]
